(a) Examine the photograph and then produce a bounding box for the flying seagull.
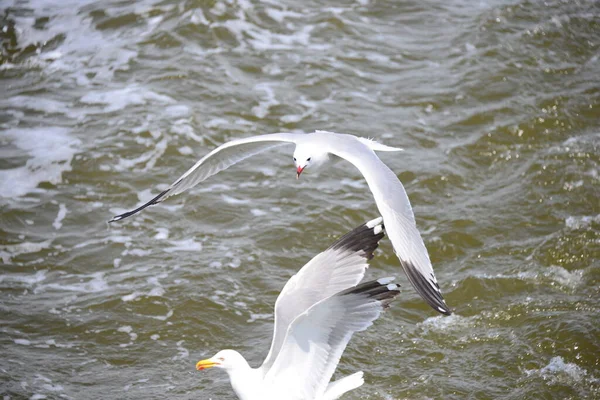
[110,130,451,315]
[196,218,401,400]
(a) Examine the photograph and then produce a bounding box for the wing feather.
[263,278,400,400]
[109,133,298,222]
[315,131,451,315]
[259,218,385,374]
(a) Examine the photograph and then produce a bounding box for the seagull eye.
[307,157,311,162]
[293,157,296,161]
[218,357,225,361]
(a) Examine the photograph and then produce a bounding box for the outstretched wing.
[109,133,298,222]
[259,217,385,374]
[264,278,401,400]
[315,130,451,315]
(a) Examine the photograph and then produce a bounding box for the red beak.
[296,166,304,179]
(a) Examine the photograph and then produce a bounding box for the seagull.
[109,130,451,315]
[195,218,401,400]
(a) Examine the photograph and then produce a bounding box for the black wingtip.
[340,277,401,307]
[401,259,452,315]
[108,188,171,223]
[329,217,385,260]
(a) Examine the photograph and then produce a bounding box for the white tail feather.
[321,371,364,400]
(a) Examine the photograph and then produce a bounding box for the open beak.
[296,166,304,179]
[196,359,219,371]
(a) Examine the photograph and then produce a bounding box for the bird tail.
[321,371,364,400]
[357,137,403,152]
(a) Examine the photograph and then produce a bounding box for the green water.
[1,0,598,399]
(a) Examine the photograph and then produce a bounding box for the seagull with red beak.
[110,130,452,316]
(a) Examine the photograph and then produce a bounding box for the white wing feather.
[259,218,385,374]
[312,131,451,315]
[263,279,400,400]
[110,133,298,222]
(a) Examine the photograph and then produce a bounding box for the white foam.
[565,214,600,230]
[52,203,68,230]
[172,340,189,361]
[40,272,108,293]
[0,241,53,264]
[0,128,80,198]
[0,270,47,285]
[340,178,367,189]
[14,338,31,346]
[164,104,190,118]
[525,356,592,385]
[1,96,75,117]
[473,265,583,290]
[153,228,170,240]
[178,146,193,155]
[148,286,165,297]
[250,208,267,217]
[221,194,250,205]
[80,86,175,113]
[247,313,272,323]
[151,309,173,321]
[251,82,279,118]
[418,313,478,334]
[118,326,137,342]
[118,325,133,334]
[115,138,168,172]
[164,238,203,253]
[122,248,152,257]
[122,292,142,302]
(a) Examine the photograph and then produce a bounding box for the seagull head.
[293,144,329,179]
[196,349,247,372]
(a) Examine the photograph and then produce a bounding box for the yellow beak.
[196,359,218,371]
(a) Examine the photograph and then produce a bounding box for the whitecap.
[80,86,175,113]
[251,82,279,118]
[247,313,272,323]
[114,138,168,172]
[164,238,203,253]
[0,270,47,286]
[524,356,593,385]
[0,241,53,264]
[153,228,170,240]
[250,208,267,217]
[565,214,600,230]
[52,203,68,230]
[40,272,108,293]
[0,127,80,198]
[418,313,478,334]
[173,340,189,360]
[222,194,250,205]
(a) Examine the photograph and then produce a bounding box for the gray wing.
[263,278,401,400]
[259,217,385,375]
[316,131,452,315]
[109,133,298,222]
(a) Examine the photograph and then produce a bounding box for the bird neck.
[226,362,263,400]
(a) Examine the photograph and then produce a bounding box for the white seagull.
[195,218,400,400]
[110,130,451,315]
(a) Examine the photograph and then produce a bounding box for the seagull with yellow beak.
[196,217,401,400]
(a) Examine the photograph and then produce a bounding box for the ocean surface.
[1,0,599,399]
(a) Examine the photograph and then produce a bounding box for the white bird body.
[212,355,362,400]
[196,219,399,400]
[111,130,450,315]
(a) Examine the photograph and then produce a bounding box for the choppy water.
[1,0,599,399]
